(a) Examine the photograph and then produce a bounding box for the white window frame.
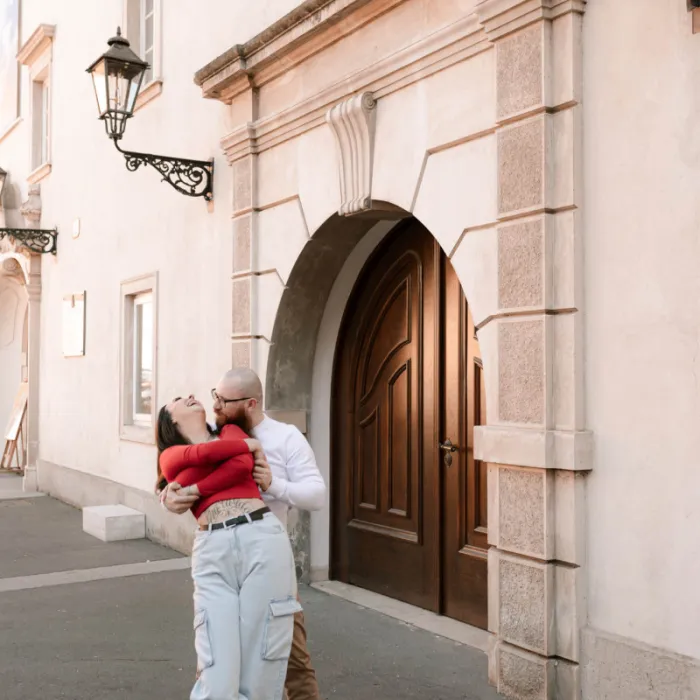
[124,0,163,111]
[17,24,55,184]
[120,273,158,443]
[30,74,50,171]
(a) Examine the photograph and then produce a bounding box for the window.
[0,0,21,140]
[17,24,55,183]
[141,0,155,85]
[121,274,157,442]
[31,76,50,170]
[124,0,162,109]
[132,292,153,424]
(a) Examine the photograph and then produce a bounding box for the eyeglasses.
[211,389,253,405]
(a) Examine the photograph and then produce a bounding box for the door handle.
[439,439,459,467]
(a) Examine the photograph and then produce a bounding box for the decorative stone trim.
[489,549,556,656]
[326,92,377,216]
[233,156,255,214]
[476,0,586,42]
[17,24,55,66]
[134,79,163,112]
[232,339,251,368]
[194,0,409,102]
[0,117,22,146]
[475,425,593,471]
[488,464,587,565]
[232,276,252,335]
[26,163,52,186]
[219,15,486,163]
[233,216,252,273]
[490,639,580,699]
[20,185,42,225]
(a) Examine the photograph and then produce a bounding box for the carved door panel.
[332,219,487,626]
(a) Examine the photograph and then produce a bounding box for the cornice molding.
[17,23,55,67]
[475,0,586,41]
[194,0,409,103]
[220,15,486,163]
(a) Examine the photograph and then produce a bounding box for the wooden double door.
[332,219,488,628]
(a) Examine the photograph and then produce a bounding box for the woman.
[156,395,300,700]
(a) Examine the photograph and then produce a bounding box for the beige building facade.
[1,0,700,698]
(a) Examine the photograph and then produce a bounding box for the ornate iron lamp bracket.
[113,138,214,201]
[0,228,58,255]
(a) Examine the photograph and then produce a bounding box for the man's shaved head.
[219,368,263,402]
[213,367,264,431]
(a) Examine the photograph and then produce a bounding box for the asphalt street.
[0,479,499,700]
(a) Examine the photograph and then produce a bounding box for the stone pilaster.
[475,1,589,697]
[222,121,272,376]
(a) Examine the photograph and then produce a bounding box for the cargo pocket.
[193,609,214,672]
[261,597,303,661]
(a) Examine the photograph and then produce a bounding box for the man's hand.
[253,453,273,492]
[162,482,198,514]
[244,438,263,454]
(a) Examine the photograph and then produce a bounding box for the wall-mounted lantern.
[86,28,214,201]
[0,167,58,254]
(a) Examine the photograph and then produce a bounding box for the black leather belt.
[200,506,270,531]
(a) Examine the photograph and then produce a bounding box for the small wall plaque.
[63,292,86,357]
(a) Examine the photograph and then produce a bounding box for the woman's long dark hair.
[155,406,188,493]
[155,404,216,493]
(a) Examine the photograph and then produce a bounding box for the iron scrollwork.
[113,139,214,201]
[0,228,58,255]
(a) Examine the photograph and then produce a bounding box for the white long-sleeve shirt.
[251,415,326,530]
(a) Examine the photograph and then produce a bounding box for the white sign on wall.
[62,292,86,357]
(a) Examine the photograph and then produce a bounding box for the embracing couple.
[156,367,326,700]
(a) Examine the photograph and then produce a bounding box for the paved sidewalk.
[0,493,499,700]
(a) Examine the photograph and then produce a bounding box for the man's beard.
[216,411,253,433]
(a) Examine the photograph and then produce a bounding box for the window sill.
[0,117,22,146]
[120,424,155,445]
[27,162,51,185]
[134,79,163,112]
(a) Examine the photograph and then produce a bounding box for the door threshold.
[311,580,489,653]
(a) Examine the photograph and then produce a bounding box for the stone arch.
[266,213,397,412]
[264,202,497,575]
[0,250,40,486]
[265,203,498,417]
[216,1,590,693]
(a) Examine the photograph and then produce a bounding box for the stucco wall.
[584,0,700,660]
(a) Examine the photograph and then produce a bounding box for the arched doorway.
[0,256,29,470]
[331,218,488,629]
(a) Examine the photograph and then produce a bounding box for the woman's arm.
[160,439,253,482]
[189,453,257,498]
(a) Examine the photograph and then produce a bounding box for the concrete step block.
[83,504,146,542]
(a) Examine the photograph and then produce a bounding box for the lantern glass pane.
[90,59,109,115]
[104,58,145,114]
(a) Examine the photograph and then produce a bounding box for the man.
[162,368,325,700]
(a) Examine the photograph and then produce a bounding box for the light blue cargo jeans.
[190,512,300,700]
